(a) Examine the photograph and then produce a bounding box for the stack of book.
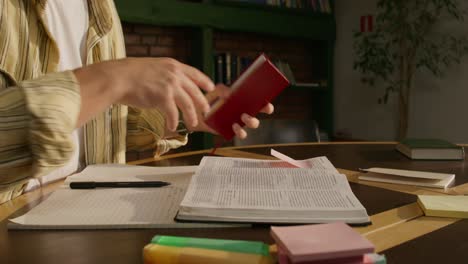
[395,138,465,160]
[270,223,386,264]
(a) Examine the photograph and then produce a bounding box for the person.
[0,0,274,204]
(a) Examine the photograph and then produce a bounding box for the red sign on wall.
[360,15,374,32]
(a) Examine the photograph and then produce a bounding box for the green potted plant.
[353,0,468,140]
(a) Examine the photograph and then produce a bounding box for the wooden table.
[1,142,467,264]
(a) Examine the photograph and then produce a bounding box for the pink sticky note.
[270,222,375,263]
[271,149,311,168]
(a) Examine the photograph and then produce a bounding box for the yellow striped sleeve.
[0,87,31,188]
[126,107,188,157]
[0,71,80,194]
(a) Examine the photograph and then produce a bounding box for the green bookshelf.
[115,0,336,150]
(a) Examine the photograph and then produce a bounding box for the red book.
[204,54,290,140]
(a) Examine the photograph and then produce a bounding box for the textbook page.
[9,164,244,229]
[178,157,369,224]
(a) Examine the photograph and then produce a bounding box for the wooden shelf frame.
[115,0,336,40]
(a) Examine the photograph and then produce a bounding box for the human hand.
[190,84,274,139]
[113,57,214,131]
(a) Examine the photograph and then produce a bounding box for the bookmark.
[270,149,310,168]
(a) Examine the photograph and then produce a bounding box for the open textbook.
[176,156,370,225]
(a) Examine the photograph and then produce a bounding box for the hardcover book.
[359,167,455,189]
[396,138,465,160]
[204,53,290,140]
[176,156,370,225]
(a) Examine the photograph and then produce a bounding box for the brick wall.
[122,22,192,61]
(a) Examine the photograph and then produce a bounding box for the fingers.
[232,123,247,139]
[160,99,179,132]
[174,88,198,128]
[232,115,259,140]
[260,103,274,114]
[173,61,221,124]
[205,84,231,104]
[214,84,231,97]
[241,113,259,129]
[181,63,215,93]
[177,72,211,114]
[163,60,215,129]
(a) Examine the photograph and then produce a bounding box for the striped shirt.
[0,0,187,203]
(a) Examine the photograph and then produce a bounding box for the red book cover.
[205,54,290,140]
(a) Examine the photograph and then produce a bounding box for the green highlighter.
[144,235,273,264]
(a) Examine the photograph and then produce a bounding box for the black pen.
[69,181,171,189]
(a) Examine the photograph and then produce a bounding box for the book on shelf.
[224,53,231,85]
[230,54,239,85]
[175,156,371,225]
[213,52,252,86]
[396,138,465,160]
[214,53,224,84]
[417,195,468,219]
[205,53,290,140]
[358,167,455,189]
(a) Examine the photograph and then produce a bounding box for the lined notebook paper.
[9,164,242,230]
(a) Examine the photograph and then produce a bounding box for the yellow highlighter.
[143,235,274,264]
